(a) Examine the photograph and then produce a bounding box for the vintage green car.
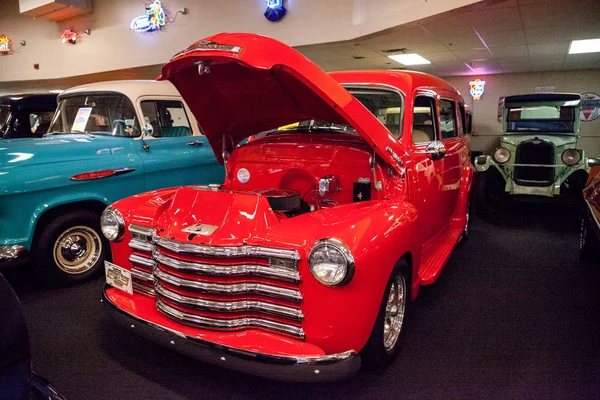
[474,93,600,211]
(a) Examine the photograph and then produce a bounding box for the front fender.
[265,200,420,355]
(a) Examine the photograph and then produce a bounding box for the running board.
[418,221,464,285]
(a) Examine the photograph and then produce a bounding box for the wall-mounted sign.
[0,35,11,54]
[469,79,486,101]
[264,0,286,22]
[580,92,600,122]
[131,0,166,32]
[534,85,556,94]
[61,29,77,44]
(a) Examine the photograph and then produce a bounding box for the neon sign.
[0,35,10,54]
[61,29,77,44]
[130,0,166,32]
[264,0,286,22]
[469,79,486,101]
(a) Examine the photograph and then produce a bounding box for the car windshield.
[506,104,576,134]
[0,105,10,131]
[47,94,140,137]
[255,87,403,138]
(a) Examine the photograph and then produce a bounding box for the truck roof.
[59,80,182,101]
[504,93,581,103]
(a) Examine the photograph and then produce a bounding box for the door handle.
[187,141,204,146]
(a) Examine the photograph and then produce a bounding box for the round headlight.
[237,168,250,184]
[308,238,354,286]
[101,207,125,242]
[562,149,581,166]
[493,147,511,164]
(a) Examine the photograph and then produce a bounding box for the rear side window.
[458,103,466,136]
[141,100,192,138]
[412,96,437,144]
[439,99,457,139]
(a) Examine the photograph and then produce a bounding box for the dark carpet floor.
[5,202,600,400]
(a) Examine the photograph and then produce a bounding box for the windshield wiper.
[309,125,357,134]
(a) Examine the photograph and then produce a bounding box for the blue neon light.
[264,0,286,21]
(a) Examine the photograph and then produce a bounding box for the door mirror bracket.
[414,140,446,160]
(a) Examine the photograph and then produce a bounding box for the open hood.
[160,33,405,169]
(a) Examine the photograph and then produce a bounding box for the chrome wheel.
[383,274,407,351]
[53,226,102,274]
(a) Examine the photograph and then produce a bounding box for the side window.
[439,99,457,139]
[29,111,54,136]
[458,103,466,136]
[141,100,192,138]
[465,111,473,134]
[412,96,437,144]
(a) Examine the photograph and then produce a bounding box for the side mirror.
[423,140,446,160]
[142,123,154,137]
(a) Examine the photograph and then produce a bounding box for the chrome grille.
[127,224,304,339]
[515,139,555,186]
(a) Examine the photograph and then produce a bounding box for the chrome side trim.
[154,268,302,302]
[129,254,157,269]
[154,250,300,283]
[131,268,155,283]
[157,298,304,338]
[155,283,303,320]
[153,235,300,261]
[129,239,156,253]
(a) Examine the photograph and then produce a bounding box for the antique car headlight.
[493,147,511,164]
[562,149,581,166]
[101,207,125,242]
[308,238,354,286]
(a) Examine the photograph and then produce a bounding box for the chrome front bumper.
[0,245,26,262]
[102,285,361,382]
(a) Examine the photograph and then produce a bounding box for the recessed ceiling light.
[568,38,600,54]
[388,53,431,66]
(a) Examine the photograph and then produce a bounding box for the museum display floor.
[6,202,600,400]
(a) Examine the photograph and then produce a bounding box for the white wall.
[0,0,479,82]
[444,69,600,156]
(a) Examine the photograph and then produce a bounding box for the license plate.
[105,261,133,295]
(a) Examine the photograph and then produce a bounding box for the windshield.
[48,94,140,137]
[506,104,576,134]
[0,105,10,131]
[254,87,403,138]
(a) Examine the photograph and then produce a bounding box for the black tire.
[460,200,472,245]
[32,211,108,287]
[360,260,409,369]
[580,213,599,261]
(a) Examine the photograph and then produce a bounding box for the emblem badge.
[182,223,219,236]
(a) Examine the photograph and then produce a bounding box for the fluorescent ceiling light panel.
[388,53,431,66]
[568,38,600,54]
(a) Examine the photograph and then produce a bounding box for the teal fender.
[0,134,224,252]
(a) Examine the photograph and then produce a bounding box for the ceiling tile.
[496,56,531,69]
[479,30,527,47]
[563,53,600,69]
[529,54,565,71]
[452,49,494,62]
[527,42,570,56]
[525,26,574,45]
[519,3,577,29]
[465,8,524,33]
[570,24,600,41]
[489,45,529,58]
[439,34,486,51]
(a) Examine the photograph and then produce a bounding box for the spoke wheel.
[383,274,407,351]
[53,226,102,274]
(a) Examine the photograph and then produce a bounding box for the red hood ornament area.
[101,32,474,381]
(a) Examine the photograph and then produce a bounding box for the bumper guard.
[0,245,26,262]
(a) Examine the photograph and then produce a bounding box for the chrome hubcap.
[383,274,406,351]
[53,226,102,274]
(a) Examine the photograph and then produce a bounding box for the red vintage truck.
[101,33,473,381]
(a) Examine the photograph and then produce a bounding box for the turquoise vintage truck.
[0,80,224,285]
[474,93,600,212]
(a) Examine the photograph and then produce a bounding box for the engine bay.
[221,136,390,218]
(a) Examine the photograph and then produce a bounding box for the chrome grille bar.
[154,250,300,283]
[129,224,155,237]
[129,254,157,269]
[157,298,304,338]
[131,268,155,283]
[153,235,300,261]
[133,282,156,297]
[155,283,303,320]
[129,239,155,253]
[154,268,302,302]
